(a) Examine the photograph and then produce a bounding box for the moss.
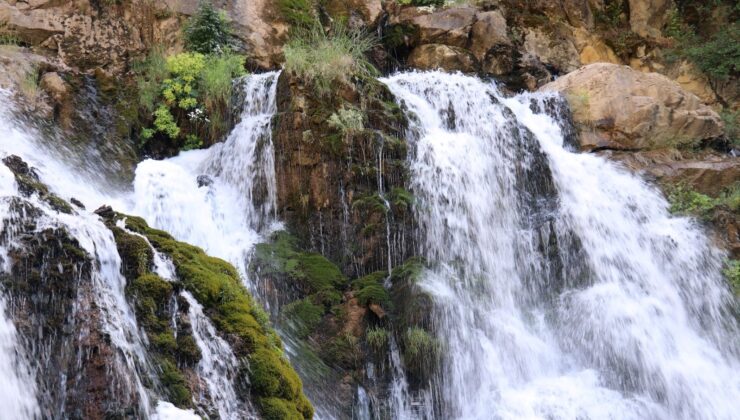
[352,193,388,215]
[129,273,173,332]
[253,231,346,294]
[151,331,178,354]
[402,326,438,380]
[321,332,361,369]
[391,257,425,284]
[388,187,414,212]
[111,213,312,418]
[44,194,73,214]
[259,397,304,420]
[352,271,390,307]
[158,357,192,408]
[176,334,202,364]
[112,227,154,280]
[282,298,324,338]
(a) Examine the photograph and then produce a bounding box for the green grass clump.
[115,214,313,419]
[278,0,317,29]
[284,24,378,97]
[365,326,389,352]
[402,326,438,376]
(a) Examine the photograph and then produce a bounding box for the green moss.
[282,298,324,338]
[402,326,438,378]
[388,187,414,212]
[112,214,312,418]
[259,397,304,420]
[321,332,360,369]
[44,194,73,214]
[352,193,388,215]
[112,227,154,280]
[352,271,390,307]
[129,273,173,332]
[152,331,178,354]
[158,357,192,408]
[391,257,425,284]
[176,334,202,364]
[253,231,346,294]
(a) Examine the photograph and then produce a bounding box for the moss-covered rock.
[103,212,313,419]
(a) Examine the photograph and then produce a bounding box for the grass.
[365,326,389,352]
[283,23,378,96]
[724,260,740,295]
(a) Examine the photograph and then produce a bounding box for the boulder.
[407,44,478,73]
[540,63,724,150]
[391,6,476,48]
[523,27,580,74]
[469,10,510,62]
[324,0,383,27]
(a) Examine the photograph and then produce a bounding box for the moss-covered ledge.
[100,211,313,419]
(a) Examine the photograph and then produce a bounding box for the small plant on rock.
[284,23,378,96]
[184,1,234,54]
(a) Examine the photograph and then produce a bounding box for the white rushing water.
[383,71,740,420]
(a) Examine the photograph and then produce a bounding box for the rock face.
[272,71,415,277]
[628,0,671,39]
[407,43,478,73]
[541,63,724,150]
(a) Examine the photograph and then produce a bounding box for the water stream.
[382,71,740,419]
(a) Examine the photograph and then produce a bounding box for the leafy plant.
[667,184,716,217]
[283,23,378,96]
[724,260,740,295]
[135,50,245,150]
[184,1,233,54]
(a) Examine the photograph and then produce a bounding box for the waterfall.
[382,71,740,419]
[182,291,255,419]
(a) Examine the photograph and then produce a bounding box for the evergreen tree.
[184,1,232,54]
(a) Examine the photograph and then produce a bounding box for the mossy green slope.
[109,213,313,419]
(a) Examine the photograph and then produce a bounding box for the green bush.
[135,51,246,150]
[284,24,377,96]
[724,260,740,295]
[720,109,740,148]
[184,1,233,54]
[666,183,739,217]
[665,6,739,80]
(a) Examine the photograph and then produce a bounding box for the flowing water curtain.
[382,71,740,420]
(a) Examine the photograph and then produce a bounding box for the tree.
[184,1,233,55]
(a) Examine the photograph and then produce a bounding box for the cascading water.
[382,71,740,419]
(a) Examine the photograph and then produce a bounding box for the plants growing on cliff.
[365,326,389,352]
[666,183,740,218]
[136,50,245,151]
[184,1,234,54]
[724,260,740,295]
[284,24,377,96]
[278,0,317,28]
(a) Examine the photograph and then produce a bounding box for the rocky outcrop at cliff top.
[540,63,725,150]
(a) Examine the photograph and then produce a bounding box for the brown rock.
[392,6,476,48]
[540,63,724,150]
[523,27,580,74]
[469,10,510,62]
[628,0,671,39]
[407,44,478,73]
[39,71,67,101]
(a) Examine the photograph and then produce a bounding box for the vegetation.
[720,109,740,148]
[365,326,389,353]
[284,24,377,96]
[282,298,324,338]
[134,1,246,153]
[184,1,233,54]
[666,183,740,218]
[352,271,390,307]
[278,0,317,29]
[113,214,313,419]
[402,326,438,376]
[665,3,739,82]
[724,260,740,295]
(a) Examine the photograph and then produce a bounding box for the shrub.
[720,109,740,148]
[284,24,377,96]
[184,1,233,54]
[135,51,246,150]
[724,260,740,295]
[667,184,715,217]
[328,106,365,136]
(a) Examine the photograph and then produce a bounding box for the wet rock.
[541,63,724,150]
[196,174,213,187]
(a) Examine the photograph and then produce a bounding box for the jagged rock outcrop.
[540,63,724,150]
